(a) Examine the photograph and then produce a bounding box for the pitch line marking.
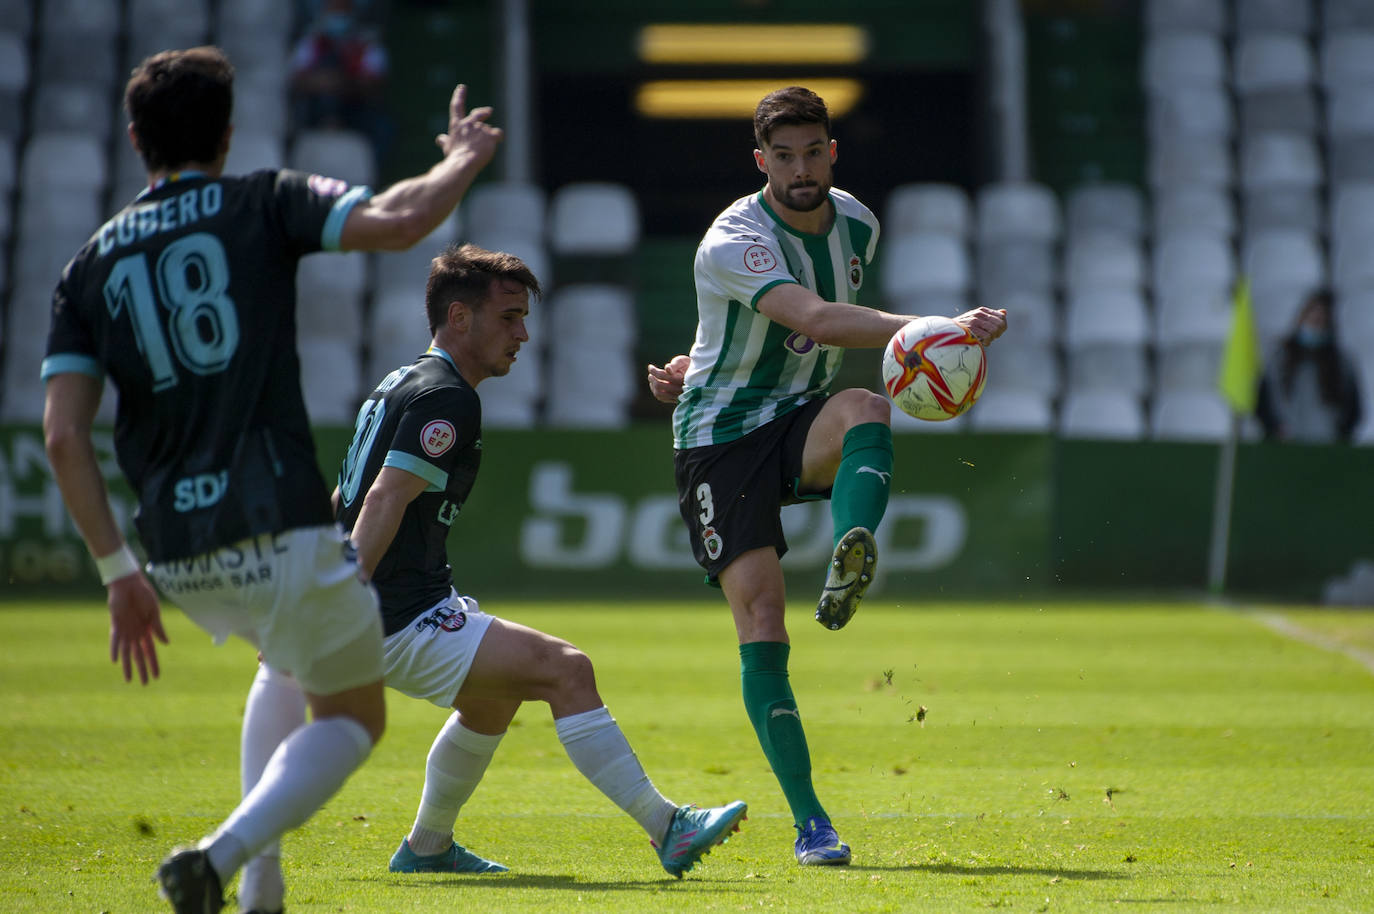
[1227,605,1374,677]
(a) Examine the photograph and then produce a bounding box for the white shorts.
[382,590,496,707]
[149,525,384,696]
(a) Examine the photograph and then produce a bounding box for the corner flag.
[1217,277,1263,414]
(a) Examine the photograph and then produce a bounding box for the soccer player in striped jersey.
[42,47,502,914]
[646,86,1006,866]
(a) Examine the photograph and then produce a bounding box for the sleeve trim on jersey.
[750,278,794,310]
[321,185,374,251]
[382,450,448,491]
[40,353,104,381]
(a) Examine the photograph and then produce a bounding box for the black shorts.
[673,397,829,583]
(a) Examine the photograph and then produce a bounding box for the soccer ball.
[881,315,988,421]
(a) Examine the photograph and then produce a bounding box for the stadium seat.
[976,239,1055,296]
[463,230,552,290]
[224,131,286,176]
[215,0,293,33]
[967,389,1054,433]
[0,0,31,36]
[1148,86,1234,140]
[1062,235,1145,292]
[1235,0,1315,34]
[1326,88,1374,137]
[0,135,14,195]
[1233,33,1315,93]
[18,186,102,242]
[217,29,291,84]
[1142,32,1227,93]
[1154,286,1235,346]
[290,129,376,188]
[128,0,210,36]
[1329,181,1374,242]
[298,338,362,424]
[1064,289,1151,395]
[991,340,1061,395]
[13,219,98,292]
[1065,183,1146,239]
[1152,185,1236,238]
[463,182,547,240]
[981,288,1056,344]
[1148,134,1233,188]
[883,183,971,239]
[125,25,212,73]
[20,132,107,193]
[546,351,634,428]
[1323,0,1374,31]
[0,30,29,137]
[1327,135,1374,183]
[975,182,1060,243]
[1252,281,1317,343]
[296,251,368,338]
[364,288,430,383]
[1156,340,1225,391]
[548,182,640,256]
[1150,390,1233,441]
[1144,0,1226,33]
[37,30,118,90]
[882,233,971,299]
[1152,230,1236,298]
[890,292,970,319]
[1239,88,1319,135]
[1240,131,1321,190]
[31,83,114,139]
[1336,287,1374,345]
[1332,234,1374,291]
[1319,31,1374,89]
[40,0,119,34]
[1058,390,1147,440]
[372,214,460,296]
[1242,229,1325,294]
[1241,186,1322,236]
[547,284,636,349]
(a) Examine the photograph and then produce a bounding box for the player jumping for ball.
[646,86,1005,866]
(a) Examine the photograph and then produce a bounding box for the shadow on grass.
[378,873,758,893]
[856,862,1127,881]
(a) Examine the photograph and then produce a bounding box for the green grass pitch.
[1,599,1372,913]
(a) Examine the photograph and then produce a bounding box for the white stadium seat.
[1148,134,1233,188]
[1145,0,1226,33]
[975,181,1061,243]
[1152,185,1235,237]
[548,182,640,256]
[1152,230,1236,297]
[1235,0,1314,34]
[1319,31,1374,89]
[1154,286,1235,346]
[1240,131,1321,190]
[290,128,376,188]
[1143,32,1227,93]
[967,389,1055,433]
[1058,390,1147,440]
[1065,182,1146,239]
[1151,390,1233,442]
[463,181,547,240]
[1323,0,1374,31]
[881,233,971,298]
[1241,186,1322,236]
[1233,33,1315,93]
[884,183,971,238]
[1063,235,1145,292]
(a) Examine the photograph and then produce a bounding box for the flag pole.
[1206,414,1241,592]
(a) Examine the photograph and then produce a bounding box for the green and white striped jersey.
[672,188,881,449]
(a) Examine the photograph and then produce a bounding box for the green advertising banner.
[4,423,1368,603]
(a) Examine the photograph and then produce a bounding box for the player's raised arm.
[339,84,503,251]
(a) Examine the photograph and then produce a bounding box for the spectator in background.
[289,0,394,163]
[1257,289,1363,443]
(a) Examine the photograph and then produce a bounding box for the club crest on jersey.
[743,244,777,273]
[307,174,349,197]
[421,419,456,457]
[702,526,723,561]
[848,255,863,290]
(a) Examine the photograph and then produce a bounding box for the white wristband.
[95,544,141,585]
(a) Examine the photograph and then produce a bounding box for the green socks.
[740,641,826,826]
[830,422,893,549]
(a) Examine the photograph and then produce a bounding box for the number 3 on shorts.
[696,483,714,526]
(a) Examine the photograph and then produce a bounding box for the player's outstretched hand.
[435,84,504,167]
[647,354,690,403]
[107,572,168,685]
[955,307,1008,345]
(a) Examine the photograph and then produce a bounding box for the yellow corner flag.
[1218,277,1263,415]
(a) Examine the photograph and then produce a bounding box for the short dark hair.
[753,86,831,149]
[425,243,542,335]
[125,46,235,173]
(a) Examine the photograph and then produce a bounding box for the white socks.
[236,665,307,911]
[203,715,373,885]
[407,713,504,856]
[555,707,677,842]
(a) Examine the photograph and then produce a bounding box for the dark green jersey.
[336,348,483,635]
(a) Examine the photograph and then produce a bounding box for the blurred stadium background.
[1,0,1372,604]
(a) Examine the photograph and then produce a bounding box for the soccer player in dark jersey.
[238,244,746,884]
[41,47,503,914]
[645,87,1007,867]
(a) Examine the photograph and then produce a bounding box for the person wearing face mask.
[288,0,393,163]
[1256,289,1364,443]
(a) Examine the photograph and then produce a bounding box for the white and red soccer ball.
[881,315,988,421]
